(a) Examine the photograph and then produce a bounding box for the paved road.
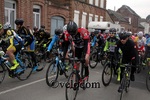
[0,63,149,100]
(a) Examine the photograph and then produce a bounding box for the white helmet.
[63,24,67,32]
[0,51,4,56]
[3,22,11,29]
[137,31,143,37]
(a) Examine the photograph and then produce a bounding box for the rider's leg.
[6,47,19,70]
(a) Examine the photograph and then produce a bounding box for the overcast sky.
[106,0,150,18]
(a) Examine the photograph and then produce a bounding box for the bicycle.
[46,49,71,87]
[101,52,120,86]
[118,63,131,100]
[65,57,89,100]
[136,50,145,73]
[89,46,106,68]
[146,58,150,92]
[0,50,33,84]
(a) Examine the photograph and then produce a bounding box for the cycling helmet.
[55,28,63,35]
[104,30,109,34]
[94,30,99,34]
[67,21,78,36]
[15,19,24,25]
[126,31,132,37]
[63,24,67,32]
[41,25,45,29]
[119,31,128,40]
[137,31,143,37]
[3,22,11,30]
[0,24,2,30]
[109,28,116,33]
[33,26,38,31]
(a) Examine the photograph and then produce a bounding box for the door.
[51,16,64,36]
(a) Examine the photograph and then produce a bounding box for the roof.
[138,23,144,29]
[119,5,140,17]
[108,9,129,23]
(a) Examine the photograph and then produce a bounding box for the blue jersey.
[91,35,97,47]
[146,37,150,45]
[47,35,59,51]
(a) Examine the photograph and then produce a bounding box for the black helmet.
[33,26,38,31]
[119,31,128,40]
[109,28,116,33]
[41,25,45,29]
[15,19,24,25]
[94,30,99,34]
[67,21,78,36]
[126,31,132,37]
[55,28,63,35]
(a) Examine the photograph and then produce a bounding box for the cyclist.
[117,31,138,92]
[0,23,23,70]
[117,31,138,81]
[47,26,70,57]
[36,25,51,48]
[33,26,39,39]
[15,18,37,70]
[91,30,104,47]
[67,21,90,77]
[135,31,146,65]
[103,28,120,81]
[144,35,150,64]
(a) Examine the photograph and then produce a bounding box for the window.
[33,5,41,29]
[95,15,98,21]
[100,0,104,8]
[82,12,87,28]
[4,0,16,29]
[89,0,93,5]
[95,0,99,6]
[74,10,80,26]
[100,16,103,22]
[89,14,93,23]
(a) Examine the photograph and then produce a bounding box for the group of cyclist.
[0,19,51,71]
[1,19,150,93]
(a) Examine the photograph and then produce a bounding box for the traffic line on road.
[0,75,55,95]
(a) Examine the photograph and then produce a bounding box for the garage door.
[51,16,64,36]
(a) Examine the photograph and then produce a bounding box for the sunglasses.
[120,37,127,40]
[110,32,116,34]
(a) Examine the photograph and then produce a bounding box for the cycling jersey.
[0,29,23,53]
[70,28,90,58]
[116,39,138,63]
[17,26,34,46]
[134,37,145,51]
[104,36,119,52]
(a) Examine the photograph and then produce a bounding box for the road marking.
[0,75,55,95]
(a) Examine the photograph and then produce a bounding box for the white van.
[88,21,121,33]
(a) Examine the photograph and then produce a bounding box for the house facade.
[0,0,107,35]
[117,5,144,33]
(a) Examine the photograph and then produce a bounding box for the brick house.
[117,5,144,33]
[0,0,107,35]
[107,9,131,31]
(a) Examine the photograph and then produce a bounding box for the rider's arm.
[103,40,109,52]
[47,35,58,52]
[91,36,96,47]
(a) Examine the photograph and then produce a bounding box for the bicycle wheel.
[120,76,125,100]
[16,53,33,81]
[89,52,98,69]
[0,64,6,84]
[66,71,79,100]
[101,53,108,66]
[46,60,59,87]
[102,63,113,86]
[146,72,150,92]
[35,52,46,71]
